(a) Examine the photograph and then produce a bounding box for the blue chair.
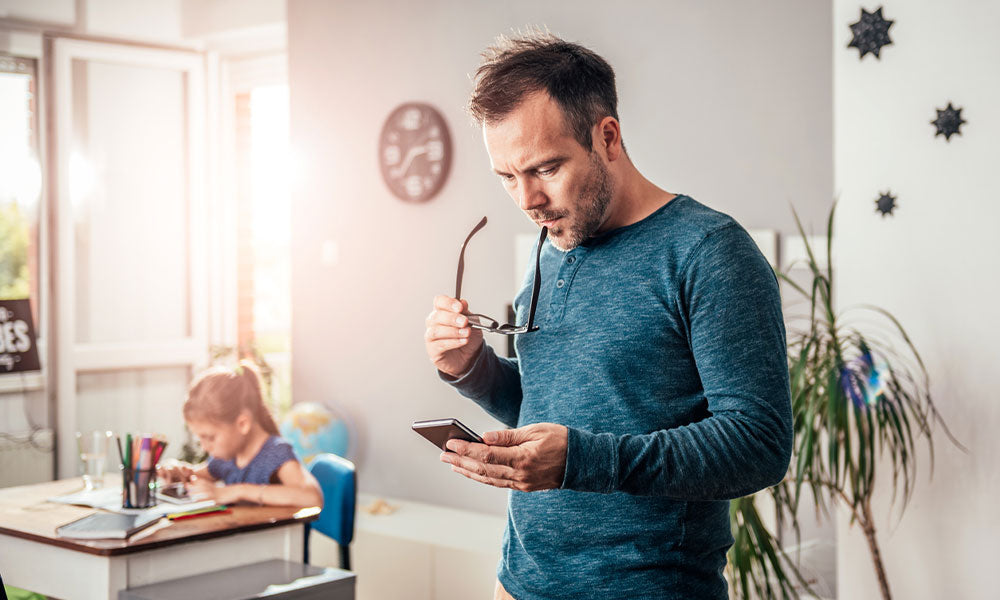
[305,453,357,570]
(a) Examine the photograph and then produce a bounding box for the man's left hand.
[440,423,568,492]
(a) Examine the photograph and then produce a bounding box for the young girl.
[158,361,323,508]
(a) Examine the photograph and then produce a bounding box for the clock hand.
[390,144,429,178]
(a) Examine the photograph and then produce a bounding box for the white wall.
[0,0,74,25]
[0,0,185,43]
[0,0,285,48]
[85,0,184,43]
[833,1,1000,598]
[287,0,832,513]
[181,0,286,56]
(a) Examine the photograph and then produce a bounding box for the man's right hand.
[425,295,484,378]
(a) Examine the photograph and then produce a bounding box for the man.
[424,32,792,599]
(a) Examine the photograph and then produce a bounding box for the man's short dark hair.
[469,31,621,151]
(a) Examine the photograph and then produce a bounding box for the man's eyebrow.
[493,156,568,176]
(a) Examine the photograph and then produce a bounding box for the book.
[56,511,162,540]
[50,486,215,515]
[49,486,121,511]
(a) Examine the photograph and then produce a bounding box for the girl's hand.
[157,459,194,484]
[187,476,247,505]
[186,475,220,499]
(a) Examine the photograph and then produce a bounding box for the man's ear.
[594,116,623,162]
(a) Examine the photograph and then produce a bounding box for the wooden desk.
[0,477,319,600]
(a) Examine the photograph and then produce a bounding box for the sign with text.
[0,299,40,373]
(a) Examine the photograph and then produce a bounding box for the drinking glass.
[76,430,113,490]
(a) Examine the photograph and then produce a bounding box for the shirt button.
[567,256,576,264]
[556,279,565,288]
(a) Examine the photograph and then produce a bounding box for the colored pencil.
[115,436,125,468]
[167,505,229,520]
[169,508,232,522]
[124,433,132,469]
[152,440,167,465]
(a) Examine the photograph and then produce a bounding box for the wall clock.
[378,102,452,203]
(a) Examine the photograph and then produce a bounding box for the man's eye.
[537,166,558,177]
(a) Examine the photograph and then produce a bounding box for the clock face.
[378,103,453,203]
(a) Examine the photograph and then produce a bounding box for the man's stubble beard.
[549,152,614,252]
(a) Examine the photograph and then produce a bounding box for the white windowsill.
[0,370,45,394]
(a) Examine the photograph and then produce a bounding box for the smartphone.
[158,481,191,502]
[412,418,484,451]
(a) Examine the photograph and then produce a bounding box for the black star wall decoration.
[931,102,966,141]
[875,191,897,217]
[848,6,894,59]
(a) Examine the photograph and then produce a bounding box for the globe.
[279,402,351,464]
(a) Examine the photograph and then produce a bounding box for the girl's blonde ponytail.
[185,360,281,436]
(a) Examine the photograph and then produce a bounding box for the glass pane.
[249,85,292,413]
[0,57,41,330]
[76,366,190,464]
[71,59,190,344]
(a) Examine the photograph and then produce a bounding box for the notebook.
[56,511,162,539]
[50,486,215,516]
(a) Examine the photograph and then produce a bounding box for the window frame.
[51,37,210,477]
[0,30,49,395]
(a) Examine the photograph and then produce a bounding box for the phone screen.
[160,482,190,500]
[412,418,483,451]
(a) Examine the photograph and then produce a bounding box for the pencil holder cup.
[121,466,158,509]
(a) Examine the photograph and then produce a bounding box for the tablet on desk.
[156,482,208,505]
[159,482,189,501]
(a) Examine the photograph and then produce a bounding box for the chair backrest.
[308,453,357,546]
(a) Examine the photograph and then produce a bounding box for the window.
[0,56,41,326]
[50,38,207,476]
[234,84,292,414]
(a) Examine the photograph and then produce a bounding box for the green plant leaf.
[734,201,964,599]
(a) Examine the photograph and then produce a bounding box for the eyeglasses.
[455,216,547,335]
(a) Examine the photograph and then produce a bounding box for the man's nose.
[516,178,547,212]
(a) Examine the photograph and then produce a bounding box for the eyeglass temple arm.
[455,216,488,301]
[525,226,548,331]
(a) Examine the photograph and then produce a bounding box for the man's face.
[483,92,614,251]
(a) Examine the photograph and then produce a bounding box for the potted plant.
[726,203,964,599]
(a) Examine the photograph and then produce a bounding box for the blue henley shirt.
[442,194,793,599]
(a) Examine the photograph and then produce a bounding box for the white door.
[52,38,209,477]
